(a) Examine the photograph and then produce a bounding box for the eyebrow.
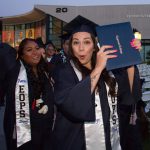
[24,46,37,50]
[24,46,32,49]
[73,37,91,40]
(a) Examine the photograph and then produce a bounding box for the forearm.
[90,68,102,93]
[127,66,135,92]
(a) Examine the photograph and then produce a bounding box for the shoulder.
[52,53,62,60]
[53,62,72,75]
[51,53,63,64]
[52,62,75,81]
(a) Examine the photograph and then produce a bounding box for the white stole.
[15,61,31,147]
[106,75,121,150]
[70,60,121,150]
[84,92,106,150]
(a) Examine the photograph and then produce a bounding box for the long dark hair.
[18,38,49,99]
[68,33,116,97]
[18,38,35,57]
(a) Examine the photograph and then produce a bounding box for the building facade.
[0,4,150,62]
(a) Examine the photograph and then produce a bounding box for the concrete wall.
[36,4,150,39]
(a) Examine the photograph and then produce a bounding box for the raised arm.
[90,45,117,93]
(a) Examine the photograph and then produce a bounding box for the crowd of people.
[0,15,147,150]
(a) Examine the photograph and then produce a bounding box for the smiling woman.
[0,39,54,150]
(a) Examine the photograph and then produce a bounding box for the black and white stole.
[70,60,121,150]
[15,61,31,147]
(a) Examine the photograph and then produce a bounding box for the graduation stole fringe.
[15,61,31,147]
[70,60,121,150]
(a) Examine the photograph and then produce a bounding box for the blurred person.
[51,33,70,65]
[4,31,14,47]
[35,37,46,59]
[16,31,24,46]
[45,41,56,63]
[0,43,17,106]
[45,41,56,74]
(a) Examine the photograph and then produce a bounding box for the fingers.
[106,54,118,59]
[104,49,117,55]
[98,46,118,57]
[98,45,113,52]
[36,99,44,107]
[130,39,142,50]
[38,105,48,114]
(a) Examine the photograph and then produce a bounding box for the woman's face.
[21,41,41,66]
[46,44,55,57]
[39,47,46,58]
[72,32,94,69]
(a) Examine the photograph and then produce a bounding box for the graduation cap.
[59,33,71,41]
[0,43,17,81]
[63,15,98,36]
[35,37,45,48]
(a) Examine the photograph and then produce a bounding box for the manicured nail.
[130,41,133,44]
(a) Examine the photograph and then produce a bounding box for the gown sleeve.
[53,64,95,122]
[0,43,17,81]
[0,43,17,104]
[112,66,141,105]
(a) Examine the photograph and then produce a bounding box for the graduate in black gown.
[52,15,143,150]
[0,43,17,106]
[51,33,70,65]
[0,39,54,150]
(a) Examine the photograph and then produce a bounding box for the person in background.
[136,78,149,142]
[51,33,70,65]
[0,43,17,107]
[45,41,56,63]
[16,31,24,46]
[0,39,54,150]
[52,16,143,150]
[45,40,56,74]
[36,37,46,59]
[4,31,14,47]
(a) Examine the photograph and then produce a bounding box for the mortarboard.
[35,37,45,48]
[59,33,71,41]
[63,15,98,36]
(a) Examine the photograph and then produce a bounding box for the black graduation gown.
[52,62,143,150]
[2,60,54,150]
[0,43,17,106]
[113,67,143,150]
[51,53,64,65]
[51,50,69,66]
